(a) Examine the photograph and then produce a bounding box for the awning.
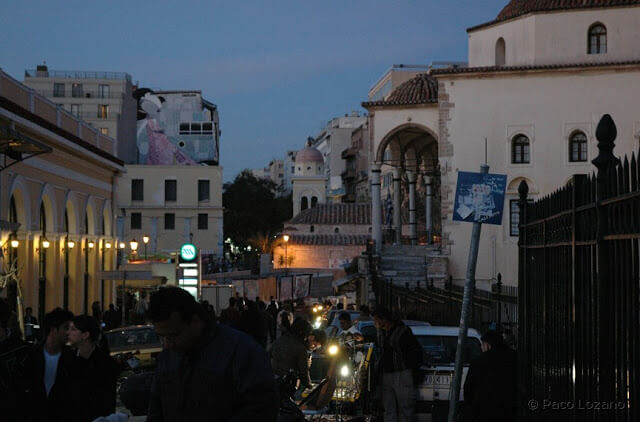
[0,123,52,172]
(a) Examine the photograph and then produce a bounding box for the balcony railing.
[25,69,132,82]
[37,90,125,100]
[71,112,121,121]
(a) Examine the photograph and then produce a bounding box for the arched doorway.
[372,123,440,247]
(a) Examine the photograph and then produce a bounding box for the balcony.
[341,147,356,159]
[73,112,121,121]
[37,90,125,100]
[25,69,132,82]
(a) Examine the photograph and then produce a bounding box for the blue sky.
[1,0,507,181]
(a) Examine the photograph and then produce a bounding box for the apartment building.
[23,64,137,163]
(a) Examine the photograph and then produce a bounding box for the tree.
[223,170,292,253]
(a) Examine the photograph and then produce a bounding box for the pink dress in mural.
[145,119,197,165]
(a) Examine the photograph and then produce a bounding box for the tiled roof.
[430,60,640,75]
[288,203,371,225]
[469,0,640,31]
[362,74,438,108]
[288,233,370,246]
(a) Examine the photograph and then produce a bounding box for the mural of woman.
[134,88,197,165]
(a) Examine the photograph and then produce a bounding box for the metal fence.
[518,115,639,422]
[372,272,518,343]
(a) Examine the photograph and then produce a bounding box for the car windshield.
[416,335,482,366]
[106,328,161,349]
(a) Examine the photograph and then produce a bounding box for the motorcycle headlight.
[340,365,350,378]
[328,344,339,356]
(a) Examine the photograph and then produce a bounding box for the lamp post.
[102,241,111,312]
[64,237,74,310]
[283,234,289,270]
[142,235,149,260]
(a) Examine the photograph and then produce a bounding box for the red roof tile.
[430,60,640,75]
[469,0,640,31]
[288,234,370,246]
[362,74,438,108]
[288,203,371,225]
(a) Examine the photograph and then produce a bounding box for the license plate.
[424,374,451,385]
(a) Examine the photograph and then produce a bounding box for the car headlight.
[328,344,339,356]
[340,365,350,377]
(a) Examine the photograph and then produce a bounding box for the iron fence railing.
[518,114,639,422]
[25,69,132,82]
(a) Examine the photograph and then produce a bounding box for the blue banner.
[453,171,507,225]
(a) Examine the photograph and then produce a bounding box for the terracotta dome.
[295,146,324,163]
[496,0,640,22]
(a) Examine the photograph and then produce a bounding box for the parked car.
[105,325,162,368]
[410,325,482,422]
[105,325,163,416]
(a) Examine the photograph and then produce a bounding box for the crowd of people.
[0,298,117,422]
[0,287,517,422]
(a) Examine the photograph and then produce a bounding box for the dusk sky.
[1,0,507,181]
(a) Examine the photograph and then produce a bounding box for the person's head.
[108,304,115,311]
[338,312,352,331]
[358,304,370,316]
[290,317,311,341]
[67,315,100,348]
[308,329,327,351]
[229,297,237,308]
[43,308,74,347]
[336,303,344,310]
[147,287,207,352]
[481,330,504,353]
[0,298,10,341]
[25,307,33,316]
[372,307,394,331]
[258,300,266,311]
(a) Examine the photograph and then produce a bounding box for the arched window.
[310,225,314,233]
[301,197,308,211]
[334,227,340,234]
[311,196,318,208]
[495,38,506,66]
[511,135,530,164]
[588,24,607,54]
[569,131,588,162]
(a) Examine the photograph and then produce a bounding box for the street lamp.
[67,239,75,249]
[10,239,19,248]
[130,238,138,253]
[283,234,289,270]
[88,240,95,249]
[105,241,112,249]
[119,242,125,250]
[142,235,149,260]
[42,238,50,249]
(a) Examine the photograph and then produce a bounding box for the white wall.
[439,66,640,286]
[469,7,640,67]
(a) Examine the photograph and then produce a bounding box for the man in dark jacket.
[67,315,117,422]
[23,307,75,422]
[373,307,423,422]
[463,330,517,422]
[147,287,278,422]
[270,318,315,391]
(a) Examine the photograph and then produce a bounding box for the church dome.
[497,0,640,22]
[295,146,324,164]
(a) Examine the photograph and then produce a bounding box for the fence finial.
[593,114,618,170]
[518,180,529,199]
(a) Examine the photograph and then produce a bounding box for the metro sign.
[180,243,197,261]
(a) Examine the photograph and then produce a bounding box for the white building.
[312,113,367,202]
[292,145,327,216]
[364,0,640,290]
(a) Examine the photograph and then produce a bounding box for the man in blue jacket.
[147,286,278,422]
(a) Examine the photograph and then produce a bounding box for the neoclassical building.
[364,0,640,289]
[0,69,124,318]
